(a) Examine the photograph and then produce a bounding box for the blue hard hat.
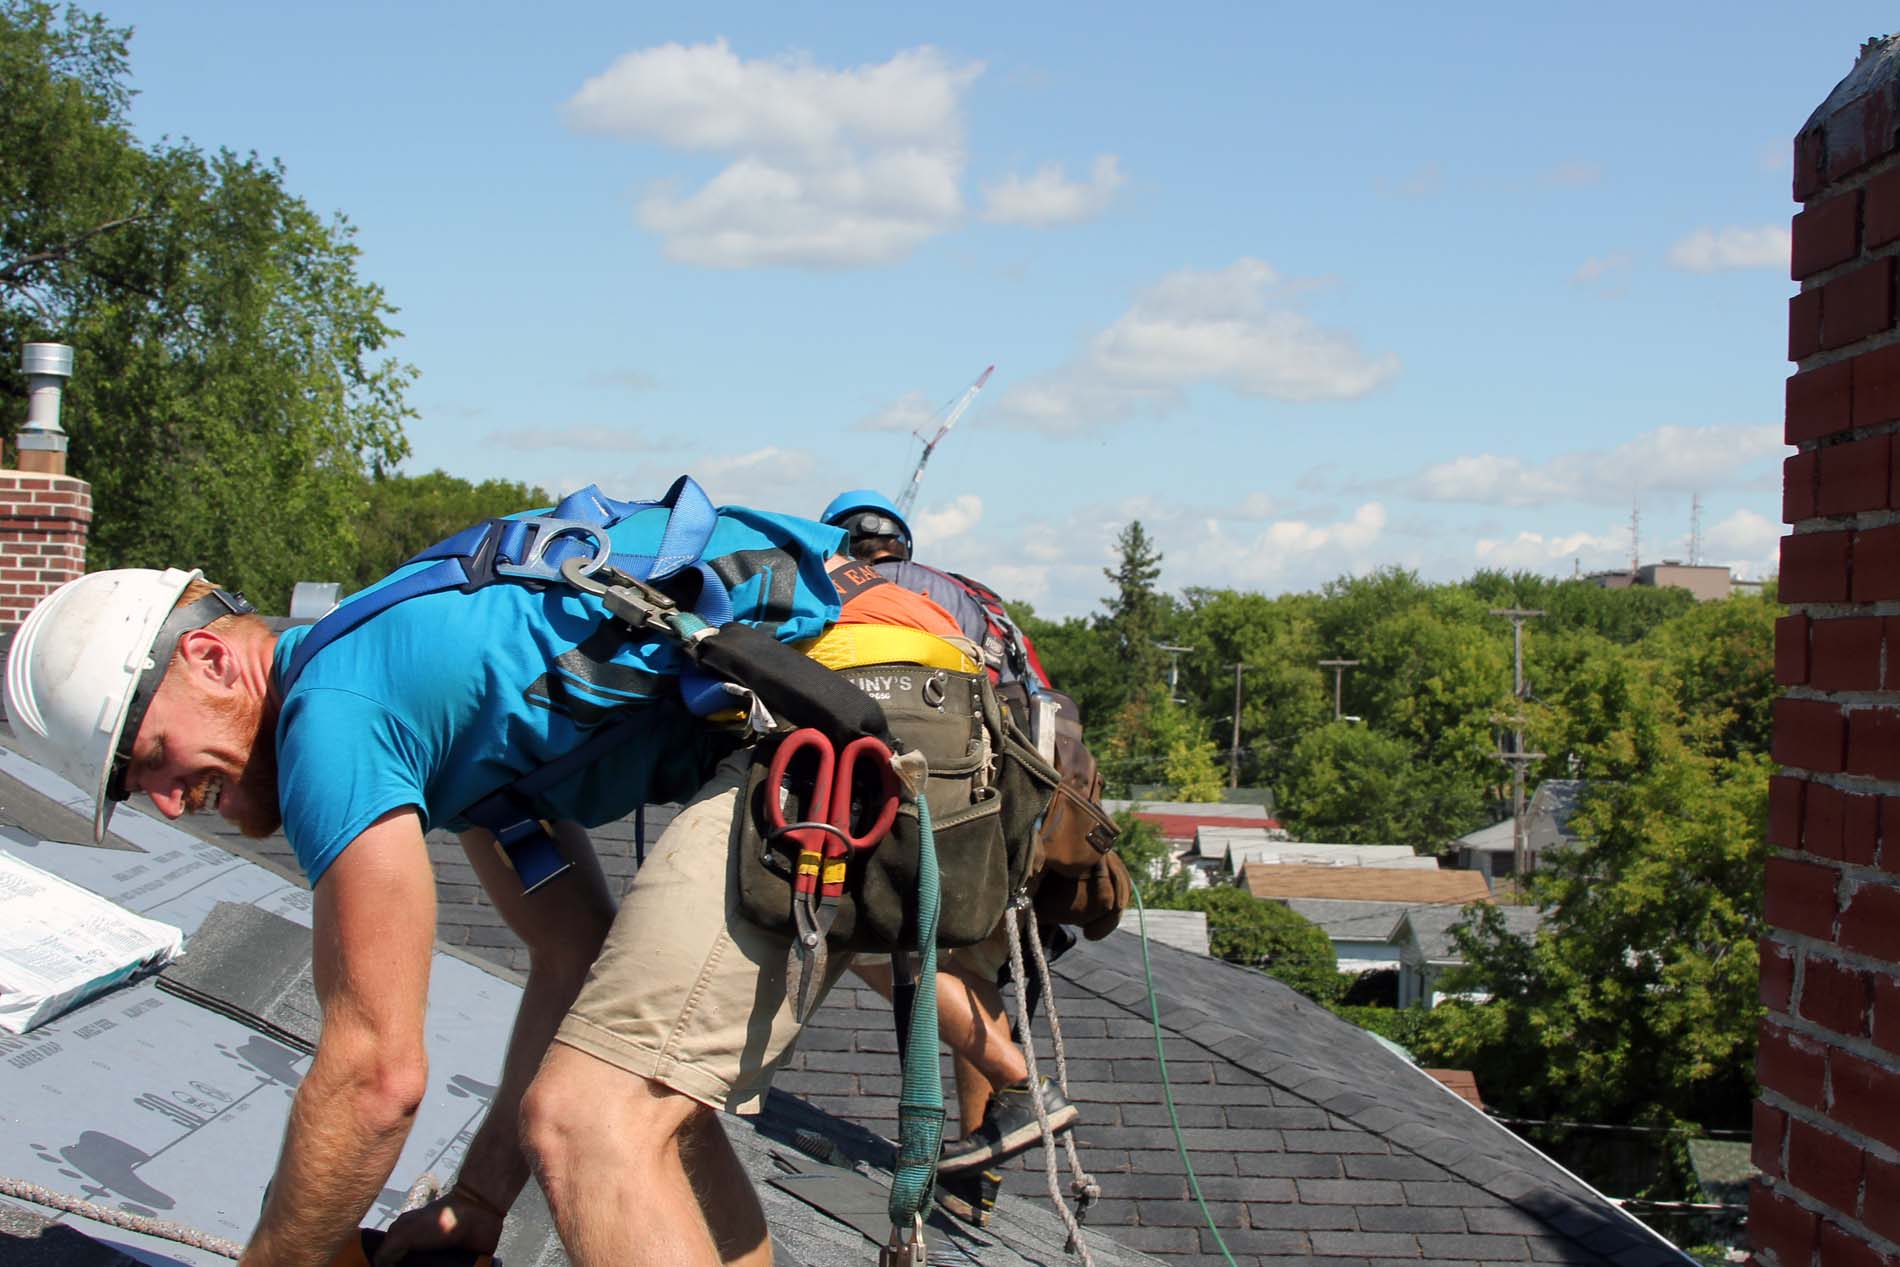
[820,489,912,551]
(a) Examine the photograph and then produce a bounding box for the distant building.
[1583,560,1734,601]
[1454,779,1587,878]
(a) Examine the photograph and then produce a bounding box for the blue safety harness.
[277,475,743,890]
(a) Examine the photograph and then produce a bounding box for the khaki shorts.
[553,750,856,1110]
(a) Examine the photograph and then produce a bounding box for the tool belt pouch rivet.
[735,664,1059,952]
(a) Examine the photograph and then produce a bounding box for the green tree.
[1419,749,1769,1131]
[1,1,413,610]
[1099,684,1222,799]
[1100,520,1168,699]
[1282,722,1441,848]
[346,470,552,590]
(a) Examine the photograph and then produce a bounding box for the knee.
[524,910,612,986]
[520,1054,697,1180]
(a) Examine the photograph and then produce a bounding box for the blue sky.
[108,2,1883,616]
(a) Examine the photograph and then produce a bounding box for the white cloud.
[1474,528,1624,572]
[1383,162,1443,200]
[855,390,936,434]
[691,445,820,506]
[980,154,1124,225]
[1408,423,1781,508]
[1572,252,1631,286]
[586,370,658,391]
[1667,225,1791,273]
[1703,508,1781,579]
[990,258,1398,434]
[565,40,981,268]
[913,493,983,545]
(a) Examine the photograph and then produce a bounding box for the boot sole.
[936,1101,1080,1173]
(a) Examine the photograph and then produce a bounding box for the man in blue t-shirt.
[3,482,1000,1267]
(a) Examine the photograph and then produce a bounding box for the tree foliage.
[1,1,414,609]
[344,470,551,591]
[1152,886,1343,1004]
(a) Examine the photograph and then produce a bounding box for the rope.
[1020,902,1100,1218]
[1131,882,1239,1267]
[0,1174,243,1258]
[1004,902,1096,1267]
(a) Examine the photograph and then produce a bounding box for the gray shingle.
[1418,1235,1532,1261]
[1311,1232,1422,1258]
[1296,1179,1402,1206]
[1246,1203,1359,1231]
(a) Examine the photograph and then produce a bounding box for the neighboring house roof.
[1397,905,1545,966]
[1281,898,1417,942]
[1104,801,1273,820]
[1425,1070,1486,1111]
[775,921,1690,1267]
[1455,784,1588,857]
[1133,909,1211,957]
[1194,830,1428,873]
[1243,863,1494,905]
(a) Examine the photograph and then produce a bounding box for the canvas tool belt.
[736,663,1059,951]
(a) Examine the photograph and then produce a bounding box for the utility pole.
[1490,608,1545,884]
[1228,663,1248,788]
[1317,659,1360,721]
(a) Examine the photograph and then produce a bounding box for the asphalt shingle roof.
[1242,863,1493,905]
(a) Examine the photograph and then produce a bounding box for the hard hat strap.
[106,588,255,802]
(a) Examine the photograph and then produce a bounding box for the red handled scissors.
[766,727,900,1020]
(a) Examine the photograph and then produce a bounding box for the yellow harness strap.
[799,623,980,674]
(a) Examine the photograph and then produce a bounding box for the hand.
[371,1190,503,1265]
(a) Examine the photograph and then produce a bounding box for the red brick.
[1823,257,1898,350]
[1842,881,1900,961]
[1795,361,1855,441]
[1801,955,1872,1037]
[1756,1101,1789,1177]
[1819,434,1894,514]
[1787,452,1821,523]
[1784,530,1854,602]
[1821,1221,1895,1267]
[1857,525,1900,601]
[1869,1151,1900,1240]
[1788,1116,1864,1215]
[1794,193,1861,280]
[1767,856,1842,940]
[1798,127,1827,202]
[1762,1020,1830,1110]
[1773,775,1810,847]
[1808,783,1848,858]
[1780,615,1814,687]
[1875,974,1900,1056]
[1794,288,1825,361]
[1752,1183,1819,1267]
[1870,166,1900,250]
[1765,938,1797,1012]
[1776,698,1848,774]
[1829,1046,1900,1149]
[1828,91,1886,183]
[1812,618,1884,691]
[1850,708,1900,780]
[1845,792,1881,866]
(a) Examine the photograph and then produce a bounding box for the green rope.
[889,794,944,1225]
[1133,881,1239,1267]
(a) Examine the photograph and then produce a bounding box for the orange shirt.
[832,560,964,639]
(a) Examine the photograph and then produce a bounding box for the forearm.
[240,1042,423,1267]
[451,958,589,1209]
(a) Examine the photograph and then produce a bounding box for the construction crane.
[894,365,993,517]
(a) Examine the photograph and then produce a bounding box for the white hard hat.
[4,568,253,841]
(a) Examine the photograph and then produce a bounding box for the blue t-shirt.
[273,502,845,883]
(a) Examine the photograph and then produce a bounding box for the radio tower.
[1689,494,1703,566]
[1628,505,1641,576]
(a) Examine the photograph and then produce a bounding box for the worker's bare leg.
[852,958,1027,1130]
[523,1042,768,1267]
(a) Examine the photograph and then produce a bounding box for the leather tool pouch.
[735,664,1059,951]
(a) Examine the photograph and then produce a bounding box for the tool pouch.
[735,664,1059,951]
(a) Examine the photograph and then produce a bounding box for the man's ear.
[175,628,239,689]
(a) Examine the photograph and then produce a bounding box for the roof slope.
[775,927,1689,1267]
[1243,863,1493,904]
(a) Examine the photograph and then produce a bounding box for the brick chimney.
[1,344,91,635]
[1758,34,1900,1264]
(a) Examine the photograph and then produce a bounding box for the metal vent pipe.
[19,343,73,473]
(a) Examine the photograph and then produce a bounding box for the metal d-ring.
[921,673,947,710]
[495,518,614,583]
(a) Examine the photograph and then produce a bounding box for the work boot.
[934,1166,1003,1227]
[936,1076,1078,1174]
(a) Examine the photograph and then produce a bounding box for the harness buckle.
[493,518,614,583]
